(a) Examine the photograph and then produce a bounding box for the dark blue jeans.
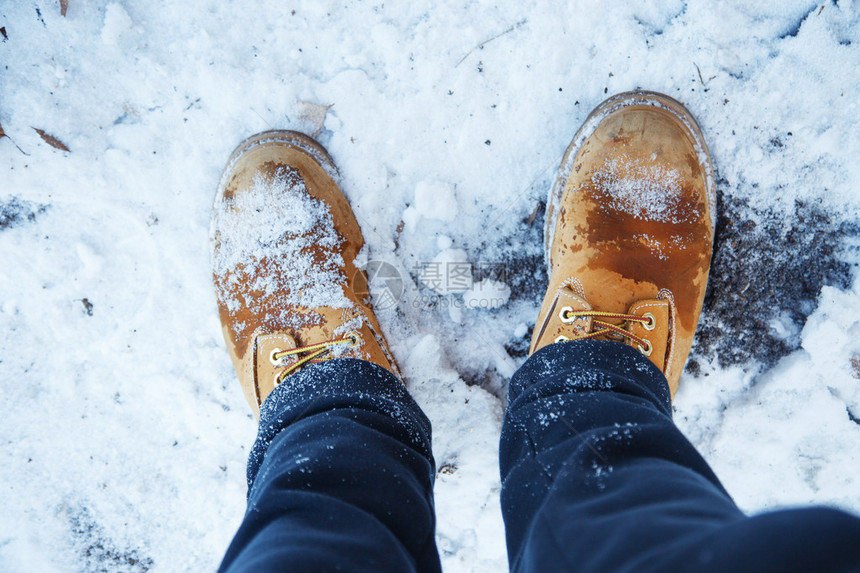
[219,340,860,572]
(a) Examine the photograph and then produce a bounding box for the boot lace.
[270,331,360,386]
[555,308,656,356]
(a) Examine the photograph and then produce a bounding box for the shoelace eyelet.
[642,312,657,331]
[555,334,569,343]
[559,306,576,324]
[638,339,653,356]
[269,348,284,365]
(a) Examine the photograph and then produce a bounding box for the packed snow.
[2,1,859,572]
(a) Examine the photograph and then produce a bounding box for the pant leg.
[500,339,860,573]
[220,358,441,573]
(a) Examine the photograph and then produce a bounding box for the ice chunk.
[414,180,458,222]
[101,3,133,46]
[436,234,454,250]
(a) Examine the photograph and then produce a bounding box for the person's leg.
[210,131,440,572]
[501,339,860,572]
[502,90,860,572]
[220,359,440,573]
[500,92,860,572]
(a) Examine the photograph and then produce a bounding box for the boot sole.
[544,91,716,272]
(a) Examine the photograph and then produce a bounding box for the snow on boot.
[531,92,715,397]
[211,130,400,417]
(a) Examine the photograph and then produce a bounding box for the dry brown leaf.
[0,27,7,41]
[296,100,333,137]
[0,122,5,139]
[60,0,68,17]
[33,128,70,152]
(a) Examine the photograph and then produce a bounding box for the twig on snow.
[456,19,528,67]
[0,122,30,155]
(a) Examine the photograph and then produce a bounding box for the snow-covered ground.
[2,1,860,571]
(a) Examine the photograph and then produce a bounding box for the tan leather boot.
[211,130,400,418]
[531,92,715,398]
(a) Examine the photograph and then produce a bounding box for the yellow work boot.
[531,92,715,397]
[211,130,400,418]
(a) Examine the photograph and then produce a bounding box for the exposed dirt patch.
[0,196,48,230]
[475,201,545,308]
[690,190,859,369]
[68,506,154,573]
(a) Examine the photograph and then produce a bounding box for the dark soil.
[691,189,859,370]
[474,200,546,308]
[69,506,154,573]
[0,196,48,230]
